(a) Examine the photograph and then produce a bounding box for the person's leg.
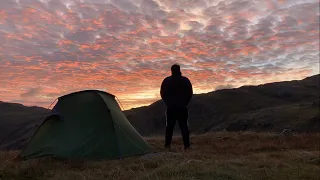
[177,108,190,149]
[165,108,176,148]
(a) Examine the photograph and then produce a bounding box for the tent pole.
[115,96,125,111]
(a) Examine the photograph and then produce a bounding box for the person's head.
[171,64,181,76]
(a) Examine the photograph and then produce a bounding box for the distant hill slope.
[0,102,47,149]
[125,74,320,135]
[0,74,319,150]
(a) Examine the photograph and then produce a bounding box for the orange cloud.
[0,0,318,110]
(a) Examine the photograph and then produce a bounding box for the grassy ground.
[1,132,319,180]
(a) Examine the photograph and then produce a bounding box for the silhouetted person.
[160,64,193,150]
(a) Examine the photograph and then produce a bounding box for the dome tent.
[19,90,151,160]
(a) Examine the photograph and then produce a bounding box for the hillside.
[125,74,320,135]
[0,74,319,150]
[0,102,47,150]
[1,132,320,180]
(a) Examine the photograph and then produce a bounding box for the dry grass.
[1,132,320,180]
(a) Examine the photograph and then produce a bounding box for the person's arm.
[160,78,168,101]
[186,78,193,104]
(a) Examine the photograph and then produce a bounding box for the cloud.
[20,88,41,98]
[215,84,235,91]
[0,0,319,109]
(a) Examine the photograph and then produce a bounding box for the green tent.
[19,90,151,160]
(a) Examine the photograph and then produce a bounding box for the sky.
[0,0,319,110]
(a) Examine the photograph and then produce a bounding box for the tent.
[19,90,151,160]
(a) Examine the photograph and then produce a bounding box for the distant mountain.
[0,102,47,149]
[125,74,320,136]
[0,74,319,150]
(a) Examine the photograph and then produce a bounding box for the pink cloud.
[0,0,319,109]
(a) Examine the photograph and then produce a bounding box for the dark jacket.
[160,73,193,108]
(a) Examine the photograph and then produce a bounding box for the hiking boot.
[164,144,171,150]
[184,146,191,151]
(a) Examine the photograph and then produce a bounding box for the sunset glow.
[0,0,319,110]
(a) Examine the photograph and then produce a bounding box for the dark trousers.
[165,107,190,148]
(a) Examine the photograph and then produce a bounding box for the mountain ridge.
[125,74,320,135]
[0,74,319,150]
